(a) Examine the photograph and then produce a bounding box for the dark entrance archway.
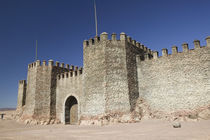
[65,96,78,124]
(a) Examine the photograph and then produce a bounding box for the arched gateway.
[64,96,78,124]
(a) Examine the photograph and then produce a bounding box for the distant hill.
[0,108,16,111]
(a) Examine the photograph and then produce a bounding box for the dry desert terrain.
[0,110,210,140]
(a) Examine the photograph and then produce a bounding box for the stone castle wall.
[82,35,107,116]
[33,60,54,120]
[16,33,210,125]
[21,60,69,121]
[23,62,37,117]
[17,80,26,109]
[137,39,210,115]
[82,32,151,117]
[56,66,83,123]
[125,37,149,111]
[104,34,132,113]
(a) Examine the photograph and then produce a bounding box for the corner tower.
[22,60,69,122]
[17,80,27,109]
[82,32,152,117]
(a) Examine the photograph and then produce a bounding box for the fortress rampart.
[56,66,83,124]
[83,32,153,56]
[16,33,210,125]
[82,32,151,117]
[17,80,27,109]
[21,60,74,121]
[137,37,210,115]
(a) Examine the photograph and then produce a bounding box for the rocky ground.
[0,110,210,140]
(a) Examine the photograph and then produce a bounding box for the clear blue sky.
[0,0,210,108]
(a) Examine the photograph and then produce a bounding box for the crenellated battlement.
[19,80,26,84]
[141,36,210,61]
[57,67,83,80]
[83,32,153,55]
[28,59,72,70]
[17,29,210,125]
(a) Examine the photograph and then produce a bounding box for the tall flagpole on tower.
[35,40,38,61]
[94,0,98,36]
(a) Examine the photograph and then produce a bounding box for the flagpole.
[94,0,98,36]
[36,40,38,61]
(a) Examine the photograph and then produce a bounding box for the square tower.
[82,32,147,117]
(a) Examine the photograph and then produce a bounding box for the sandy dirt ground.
[0,111,210,140]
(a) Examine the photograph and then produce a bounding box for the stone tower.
[20,60,69,121]
[82,32,152,117]
[16,33,210,125]
[17,80,27,109]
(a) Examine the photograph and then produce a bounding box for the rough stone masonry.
[16,32,210,125]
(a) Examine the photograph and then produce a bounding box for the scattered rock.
[101,119,109,126]
[92,120,102,126]
[133,117,140,122]
[40,121,45,125]
[24,119,31,125]
[80,120,92,125]
[50,119,55,124]
[113,118,119,124]
[188,114,198,119]
[121,114,132,123]
[54,119,61,124]
[173,121,181,128]
[31,120,38,125]
[44,121,49,125]
[198,109,210,120]
[134,98,152,120]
